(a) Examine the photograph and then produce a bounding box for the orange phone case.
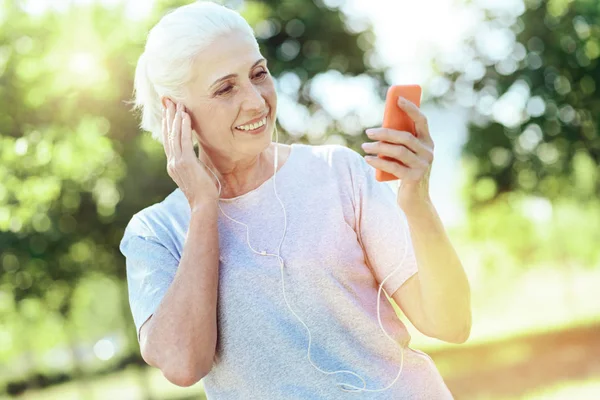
[374,84,422,182]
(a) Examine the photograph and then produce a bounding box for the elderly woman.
[120,1,471,398]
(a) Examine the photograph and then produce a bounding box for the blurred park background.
[1,0,599,398]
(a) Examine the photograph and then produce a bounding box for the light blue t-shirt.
[120,143,454,399]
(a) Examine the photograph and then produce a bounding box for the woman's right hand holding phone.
[162,99,220,207]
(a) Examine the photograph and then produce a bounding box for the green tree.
[433,0,599,207]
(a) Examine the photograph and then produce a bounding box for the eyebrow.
[210,58,266,89]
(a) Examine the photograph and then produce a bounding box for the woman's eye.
[216,71,268,95]
[217,86,232,95]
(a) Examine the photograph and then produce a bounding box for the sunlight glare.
[69,52,96,75]
[94,338,116,361]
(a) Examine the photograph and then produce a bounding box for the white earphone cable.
[197,122,409,393]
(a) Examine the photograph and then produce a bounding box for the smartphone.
[373,84,422,182]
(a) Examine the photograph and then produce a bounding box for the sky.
[20,0,525,227]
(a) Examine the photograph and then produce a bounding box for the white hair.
[132,1,258,144]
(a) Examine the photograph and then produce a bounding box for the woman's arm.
[140,200,220,387]
[393,200,472,344]
[361,97,471,344]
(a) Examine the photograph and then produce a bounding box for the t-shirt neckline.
[218,142,298,203]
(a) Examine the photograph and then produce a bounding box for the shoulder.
[121,189,187,243]
[297,142,359,159]
[295,143,368,176]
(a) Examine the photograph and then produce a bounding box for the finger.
[181,110,195,160]
[166,100,176,156]
[364,155,410,179]
[171,102,183,157]
[366,128,425,155]
[397,97,433,146]
[362,141,424,169]
[165,101,183,184]
[161,107,171,159]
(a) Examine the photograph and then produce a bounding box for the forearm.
[404,200,472,343]
[144,201,220,379]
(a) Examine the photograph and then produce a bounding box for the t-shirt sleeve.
[119,216,180,342]
[348,147,419,297]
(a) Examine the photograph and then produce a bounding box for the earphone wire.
[196,121,410,393]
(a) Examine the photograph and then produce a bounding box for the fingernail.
[366,129,375,136]
[398,97,407,104]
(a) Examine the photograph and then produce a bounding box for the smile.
[235,116,267,131]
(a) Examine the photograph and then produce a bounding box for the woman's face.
[181,30,277,166]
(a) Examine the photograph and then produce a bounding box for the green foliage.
[453,187,600,271]
[435,0,600,204]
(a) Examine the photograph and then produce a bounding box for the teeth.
[236,117,267,131]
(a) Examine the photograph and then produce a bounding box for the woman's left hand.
[361,96,435,211]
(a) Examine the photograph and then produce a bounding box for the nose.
[240,82,267,113]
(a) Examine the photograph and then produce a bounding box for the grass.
[520,378,600,400]
[470,378,600,400]
[3,367,206,400]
